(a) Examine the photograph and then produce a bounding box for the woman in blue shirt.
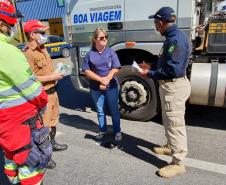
[82,28,122,141]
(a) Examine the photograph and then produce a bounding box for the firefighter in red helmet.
[0,1,51,185]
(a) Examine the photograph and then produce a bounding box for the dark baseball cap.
[148,7,176,21]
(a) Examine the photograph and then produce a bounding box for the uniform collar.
[26,40,39,51]
[26,40,45,51]
[162,24,178,37]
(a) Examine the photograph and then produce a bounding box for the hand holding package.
[55,62,72,76]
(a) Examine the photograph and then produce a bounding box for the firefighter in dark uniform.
[22,20,68,154]
[139,7,191,178]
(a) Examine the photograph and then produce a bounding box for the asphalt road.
[1,57,226,185]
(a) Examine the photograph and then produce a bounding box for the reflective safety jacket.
[0,34,48,134]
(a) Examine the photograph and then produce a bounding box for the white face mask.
[38,34,48,45]
[9,26,16,37]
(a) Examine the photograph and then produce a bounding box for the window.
[48,36,61,43]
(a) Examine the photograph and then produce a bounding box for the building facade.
[16,0,65,36]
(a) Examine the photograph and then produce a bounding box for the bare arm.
[84,70,109,86]
[99,68,119,90]
[106,68,119,81]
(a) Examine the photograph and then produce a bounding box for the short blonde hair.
[91,27,108,48]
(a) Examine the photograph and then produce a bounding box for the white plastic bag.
[55,62,72,76]
[132,61,143,72]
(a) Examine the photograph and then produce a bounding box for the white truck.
[64,0,226,121]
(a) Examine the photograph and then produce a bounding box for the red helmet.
[0,0,17,25]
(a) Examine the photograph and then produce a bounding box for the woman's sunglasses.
[96,35,108,41]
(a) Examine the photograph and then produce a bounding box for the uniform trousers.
[159,77,191,164]
[43,91,59,127]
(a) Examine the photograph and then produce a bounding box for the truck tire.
[62,48,70,58]
[117,65,159,121]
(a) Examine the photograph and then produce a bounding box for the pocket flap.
[36,60,47,67]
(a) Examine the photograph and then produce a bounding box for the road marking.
[157,155,226,175]
[138,146,226,175]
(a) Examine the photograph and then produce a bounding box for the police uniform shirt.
[23,40,55,90]
[82,47,121,90]
[148,24,191,80]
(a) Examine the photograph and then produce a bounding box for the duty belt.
[45,86,56,95]
[23,114,39,129]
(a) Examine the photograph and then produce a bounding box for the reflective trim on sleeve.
[18,165,45,180]
[0,76,37,97]
[4,158,20,184]
[0,84,42,109]
[4,158,17,171]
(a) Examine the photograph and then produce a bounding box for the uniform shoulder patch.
[22,45,29,52]
[168,44,176,54]
[26,68,33,76]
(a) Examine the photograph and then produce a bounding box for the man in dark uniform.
[139,7,191,178]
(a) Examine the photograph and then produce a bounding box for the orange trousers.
[43,92,59,128]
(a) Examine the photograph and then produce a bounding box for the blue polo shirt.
[82,47,121,90]
[148,24,191,80]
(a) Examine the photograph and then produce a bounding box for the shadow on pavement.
[0,149,11,185]
[60,113,168,169]
[153,104,226,130]
[59,113,99,133]
[85,133,168,169]
[57,75,93,110]
[185,104,226,130]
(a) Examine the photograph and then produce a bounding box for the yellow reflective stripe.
[5,164,17,170]
[0,84,42,109]
[45,42,66,47]
[0,76,37,96]
[0,81,41,100]
[18,166,45,180]
[4,159,17,170]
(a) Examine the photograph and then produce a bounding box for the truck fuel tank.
[189,63,226,107]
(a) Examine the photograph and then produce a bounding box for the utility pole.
[11,0,25,43]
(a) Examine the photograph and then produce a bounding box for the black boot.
[50,127,68,151]
[47,158,56,169]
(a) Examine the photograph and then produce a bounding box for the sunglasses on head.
[96,35,108,41]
